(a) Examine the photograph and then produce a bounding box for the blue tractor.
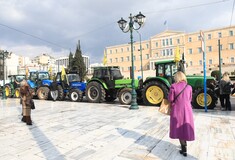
[55,71,86,102]
[27,71,52,100]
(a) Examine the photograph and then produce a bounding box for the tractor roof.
[8,74,25,77]
[155,59,175,65]
[93,66,120,70]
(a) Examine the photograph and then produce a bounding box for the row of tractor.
[3,59,219,109]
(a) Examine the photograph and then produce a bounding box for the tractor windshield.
[68,74,81,82]
[111,68,123,79]
[38,72,49,80]
[15,75,25,82]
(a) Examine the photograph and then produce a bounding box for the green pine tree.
[72,40,87,81]
[68,51,73,70]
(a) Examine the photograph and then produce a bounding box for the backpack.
[223,82,231,93]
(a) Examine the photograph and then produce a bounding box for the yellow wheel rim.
[5,87,10,97]
[146,86,164,104]
[15,89,20,98]
[196,93,212,108]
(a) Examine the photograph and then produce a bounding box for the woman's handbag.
[159,85,188,115]
[30,99,35,110]
[159,99,171,115]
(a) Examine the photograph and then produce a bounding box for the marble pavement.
[0,98,235,160]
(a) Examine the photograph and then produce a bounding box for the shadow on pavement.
[116,128,197,160]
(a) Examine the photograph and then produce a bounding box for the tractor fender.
[42,80,53,86]
[87,78,108,90]
[143,77,171,89]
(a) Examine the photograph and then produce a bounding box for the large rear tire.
[142,81,168,106]
[4,84,12,97]
[14,88,21,98]
[69,89,83,102]
[118,88,132,105]
[192,88,217,109]
[85,81,105,103]
[57,85,65,101]
[37,87,49,100]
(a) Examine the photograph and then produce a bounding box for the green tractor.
[4,74,25,98]
[142,59,218,109]
[85,66,142,105]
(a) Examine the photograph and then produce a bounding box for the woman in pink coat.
[168,71,195,157]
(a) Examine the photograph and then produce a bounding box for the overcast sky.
[0,0,234,63]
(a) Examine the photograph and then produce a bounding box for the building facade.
[105,26,235,79]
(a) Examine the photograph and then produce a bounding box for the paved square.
[0,99,235,160]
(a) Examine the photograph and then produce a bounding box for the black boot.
[21,116,26,123]
[179,145,187,157]
[26,116,32,125]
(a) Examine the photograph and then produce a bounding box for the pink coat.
[168,81,195,141]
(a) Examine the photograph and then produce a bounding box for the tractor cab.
[92,66,123,89]
[28,71,51,88]
[155,60,184,84]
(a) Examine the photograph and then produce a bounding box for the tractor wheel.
[69,89,83,102]
[37,87,49,100]
[85,81,105,103]
[192,88,217,109]
[57,85,65,101]
[4,85,12,97]
[118,88,132,105]
[14,88,21,98]
[142,81,168,106]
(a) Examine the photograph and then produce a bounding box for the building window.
[177,39,180,44]
[220,44,223,50]
[121,48,123,52]
[229,43,234,50]
[162,39,165,46]
[198,47,202,53]
[127,47,129,52]
[231,57,234,63]
[146,44,149,49]
[115,49,118,53]
[155,53,159,57]
[156,42,158,47]
[146,54,150,59]
[166,49,169,56]
[208,46,212,52]
[133,56,136,61]
[146,65,150,70]
[218,32,222,38]
[162,50,166,56]
[229,30,234,36]
[208,34,212,40]
[121,57,124,62]
[166,39,169,46]
[110,59,112,63]
[188,49,192,54]
[188,37,192,42]
[170,49,173,55]
[126,56,130,61]
[110,50,112,54]
[190,61,193,66]
[170,38,172,45]
[209,59,212,64]
[199,60,202,65]
[198,35,201,41]
[115,58,118,62]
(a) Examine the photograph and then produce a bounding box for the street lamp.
[0,50,11,99]
[136,30,143,80]
[117,12,145,110]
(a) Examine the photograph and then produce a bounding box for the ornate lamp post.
[117,12,145,110]
[0,50,11,99]
[136,30,143,80]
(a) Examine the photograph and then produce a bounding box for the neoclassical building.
[104,26,235,79]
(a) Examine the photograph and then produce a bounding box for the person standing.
[168,71,195,157]
[50,80,58,101]
[219,72,232,111]
[20,80,33,125]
